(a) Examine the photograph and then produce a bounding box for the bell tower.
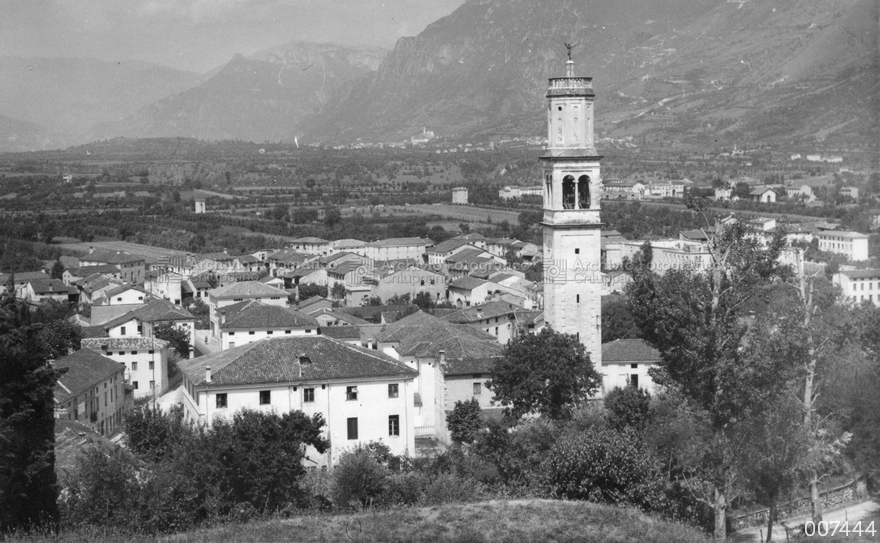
[541,54,602,367]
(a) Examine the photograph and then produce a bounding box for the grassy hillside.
[165,500,710,543]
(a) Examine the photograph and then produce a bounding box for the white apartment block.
[833,269,880,307]
[817,231,870,261]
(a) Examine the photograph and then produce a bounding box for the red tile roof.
[177,336,416,387]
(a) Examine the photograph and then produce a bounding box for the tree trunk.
[810,473,823,523]
[766,498,776,542]
[715,485,727,540]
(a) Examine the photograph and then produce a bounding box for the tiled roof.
[81,325,109,338]
[210,281,288,298]
[101,299,195,330]
[333,239,367,249]
[322,310,370,325]
[453,233,487,241]
[319,326,362,340]
[178,336,417,387]
[839,268,880,279]
[197,252,238,262]
[443,300,523,323]
[91,304,142,326]
[66,264,120,276]
[448,276,489,291]
[602,339,661,364]
[369,237,429,247]
[817,230,868,239]
[104,284,149,298]
[82,337,170,351]
[444,356,499,376]
[269,249,312,263]
[292,237,329,244]
[219,301,319,330]
[299,296,330,311]
[29,279,75,294]
[54,419,117,475]
[375,311,502,360]
[431,239,473,254]
[81,250,145,265]
[445,247,486,263]
[1,271,50,283]
[54,350,124,403]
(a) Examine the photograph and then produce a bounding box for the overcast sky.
[0,0,466,73]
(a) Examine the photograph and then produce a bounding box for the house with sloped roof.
[81,337,171,399]
[289,237,331,256]
[373,311,504,443]
[75,273,125,304]
[176,336,418,467]
[441,300,544,345]
[100,299,196,358]
[53,349,128,437]
[355,237,431,262]
[99,284,151,306]
[80,249,146,285]
[427,239,478,266]
[832,268,880,307]
[749,186,777,204]
[267,248,316,276]
[214,300,319,350]
[63,264,121,286]
[299,296,333,315]
[17,279,78,306]
[601,339,660,395]
[0,271,50,294]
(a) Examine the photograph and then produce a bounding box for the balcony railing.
[414,425,435,437]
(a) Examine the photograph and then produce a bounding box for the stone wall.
[730,478,868,532]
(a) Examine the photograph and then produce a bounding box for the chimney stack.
[89,246,95,254]
[205,366,212,383]
[438,350,446,367]
[476,307,483,320]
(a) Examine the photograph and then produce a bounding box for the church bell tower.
[541,54,602,367]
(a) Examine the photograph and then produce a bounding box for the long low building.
[176,336,418,467]
[833,268,880,307]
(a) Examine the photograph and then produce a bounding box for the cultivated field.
[400,204,522,225]
[57,241,189,262]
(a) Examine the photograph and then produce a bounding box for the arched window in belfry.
[577,175,590,209]
[562,175,575,209]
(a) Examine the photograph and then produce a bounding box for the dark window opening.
[562,175,575,209]
[216,393,227,409]
[388,384,399,398]
[347,417,358,440]
[578,175,590,209]
[346,386,358,401]
[304,388,315,402]
[259,390,271,405]
[389,415,400,437]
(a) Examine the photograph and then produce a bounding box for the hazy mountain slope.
[109,43,387,142]
[0,57,200,139]
[0,114,52,152]
[306,0,877,146]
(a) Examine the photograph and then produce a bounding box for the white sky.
[0,0,466,73]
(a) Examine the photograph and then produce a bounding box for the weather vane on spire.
[563,42,578,60]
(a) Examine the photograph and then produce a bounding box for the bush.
[447,399,483,444]
[604,386,652,431]
[545,427,660,508]
[332,446,388,509]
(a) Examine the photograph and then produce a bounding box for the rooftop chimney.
[205,366,212,383]
[476,308,483,320]
[438,350,446,367]
[89,246,95,254]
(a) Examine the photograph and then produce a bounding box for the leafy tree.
[298,283,328,299]
[0,293,62,532]
[488,327,601,421]
[153,322,190,358]
[604,386,651,431]
[187,298,210,329]
[49,259,65,280]
[361,295,382,307]
[413,291,436,311]
[323,207,342,229]
[329,282,346,301]
[124,404,188,462]
[626,207,793,540]
[38,319,83,359]
[447,399,483,444]
[601,295,640,343]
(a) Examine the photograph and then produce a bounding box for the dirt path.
[731,498,880,542]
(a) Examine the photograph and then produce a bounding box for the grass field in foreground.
[167,499,710,543]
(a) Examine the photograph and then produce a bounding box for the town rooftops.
[431,239,473,254]
[291,237,329,244]
[453,233,488,242]
[66,264,121,276]
[178,335,417,387]
[101,299,195,330]
[82,336,170,352]
[443,356,499,376]
[602,339,661,364]
[269,249,312,263]
[442,300,525,323]
[333,239,367,249]
[749,186,776,196]
[81,250,145,265]
[375,311,502,360]
[53,350,124,403]
[298,296,330,312]
[218,300,318,330]
[0,271,50,284]
[817,230,869,239]
[103,284,149,299]
[209,281,288,299]
[448,276,489,291]
[319,326,362,340]
[368,237,431,247]
[28,279,75,294]
[838,268,880,279]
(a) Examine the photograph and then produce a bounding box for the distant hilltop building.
[194,191,206,214]
[795,153,843,163]
[410,127,435,145]
[499,185,542,200]
[451,187,469,205]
